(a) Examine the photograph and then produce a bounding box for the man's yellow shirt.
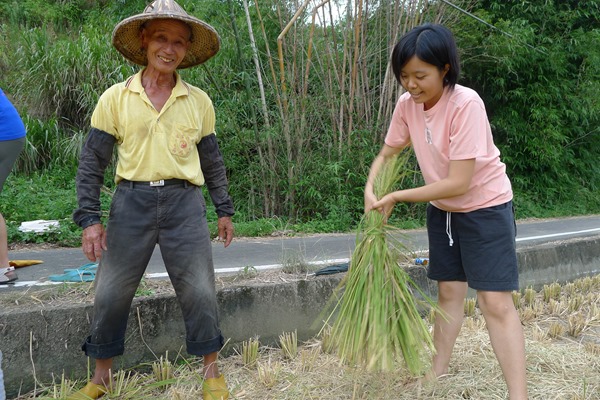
[91,70,216,187]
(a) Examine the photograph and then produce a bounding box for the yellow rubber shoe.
[203,374,229,400]
[66,382,107,400]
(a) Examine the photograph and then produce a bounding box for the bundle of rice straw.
[321,152,437,374]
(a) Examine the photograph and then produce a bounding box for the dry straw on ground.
[10,275,599,399]
[4,247,599,399]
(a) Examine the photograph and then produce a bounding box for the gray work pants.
[82,181,223,359]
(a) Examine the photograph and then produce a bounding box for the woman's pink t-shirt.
[385,84,512,212]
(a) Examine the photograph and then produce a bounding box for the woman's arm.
[370,158,475,217]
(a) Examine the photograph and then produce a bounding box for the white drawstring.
[446,212,454,247]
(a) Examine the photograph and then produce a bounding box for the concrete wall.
[517,235,600,288]
[1,235,599,398]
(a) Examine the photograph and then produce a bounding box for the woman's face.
[399,56,449,110]
[141,19,191,74]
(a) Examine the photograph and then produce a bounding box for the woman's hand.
[370,192,399,222]
[364,144,405,216]
[364,190,379,215]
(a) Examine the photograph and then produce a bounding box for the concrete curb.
[2,235,599,398]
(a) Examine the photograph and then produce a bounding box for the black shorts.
[426,201,519,291]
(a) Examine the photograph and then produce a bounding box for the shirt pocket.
[168,125,199,158]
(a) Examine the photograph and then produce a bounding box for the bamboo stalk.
[277,0,311,112]
[254,0,282,215]
[346,0,363,142]
[228,0,269,216]
[242,0,270,129]
[303,0,331,98]
[337,1,351,155]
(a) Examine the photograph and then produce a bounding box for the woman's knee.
[477,291,514,319]
[438,281,468,303]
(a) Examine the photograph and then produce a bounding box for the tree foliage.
[1,0,599,231]
[455,0,600,213]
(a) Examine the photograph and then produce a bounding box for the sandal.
[66,382,107,400]
[63,263,98,274]
[49,268,96,282]
[203,374,229,400]
[0,267,18,284]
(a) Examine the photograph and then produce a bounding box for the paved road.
[3,214,600,290]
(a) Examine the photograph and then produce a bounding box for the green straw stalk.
[322,153,437,374]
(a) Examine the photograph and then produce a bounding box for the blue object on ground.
[0,350,5,400]
[63,263,98,274]
[49,264,97,282]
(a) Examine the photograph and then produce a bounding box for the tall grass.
[3,22,134,176]
[12,28,135,129]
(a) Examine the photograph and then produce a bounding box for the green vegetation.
[455,0,600,216]
[1,0,599,247]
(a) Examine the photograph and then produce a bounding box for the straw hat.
[112,0,220,69]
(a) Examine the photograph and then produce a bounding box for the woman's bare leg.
[431,281,468,376]
[477,290,528,399]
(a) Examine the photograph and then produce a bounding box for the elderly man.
[70,1,234,399]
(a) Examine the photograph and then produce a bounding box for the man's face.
[141,19,191,73]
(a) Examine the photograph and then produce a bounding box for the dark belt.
[120,179,191,188]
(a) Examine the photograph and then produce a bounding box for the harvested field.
[11,274,600,399]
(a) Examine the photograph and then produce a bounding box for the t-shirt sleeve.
[449,98,489,160]
[90,89,121,142]
[384,98,411,148]
[201,99,216,138]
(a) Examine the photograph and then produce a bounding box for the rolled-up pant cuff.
[187,333,224,356]
[82,336,125,359]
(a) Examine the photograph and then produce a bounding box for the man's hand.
[82,223,107,262]
[217,216,234,248]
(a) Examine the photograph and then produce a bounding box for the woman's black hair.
[391,24,460,89]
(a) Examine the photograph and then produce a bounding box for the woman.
[365,24,528,399]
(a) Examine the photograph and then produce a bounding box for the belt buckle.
[149,180,165,187]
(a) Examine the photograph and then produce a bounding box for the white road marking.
[516,228,600,242]
[3,228,598,288]
[0,280,69,288]
[145,258,352,278]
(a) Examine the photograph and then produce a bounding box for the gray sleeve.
[72,128,116,228]
[197,133,235,218]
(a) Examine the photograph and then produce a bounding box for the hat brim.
[112,14,220,69]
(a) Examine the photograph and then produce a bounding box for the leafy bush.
[456,2,600,210]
